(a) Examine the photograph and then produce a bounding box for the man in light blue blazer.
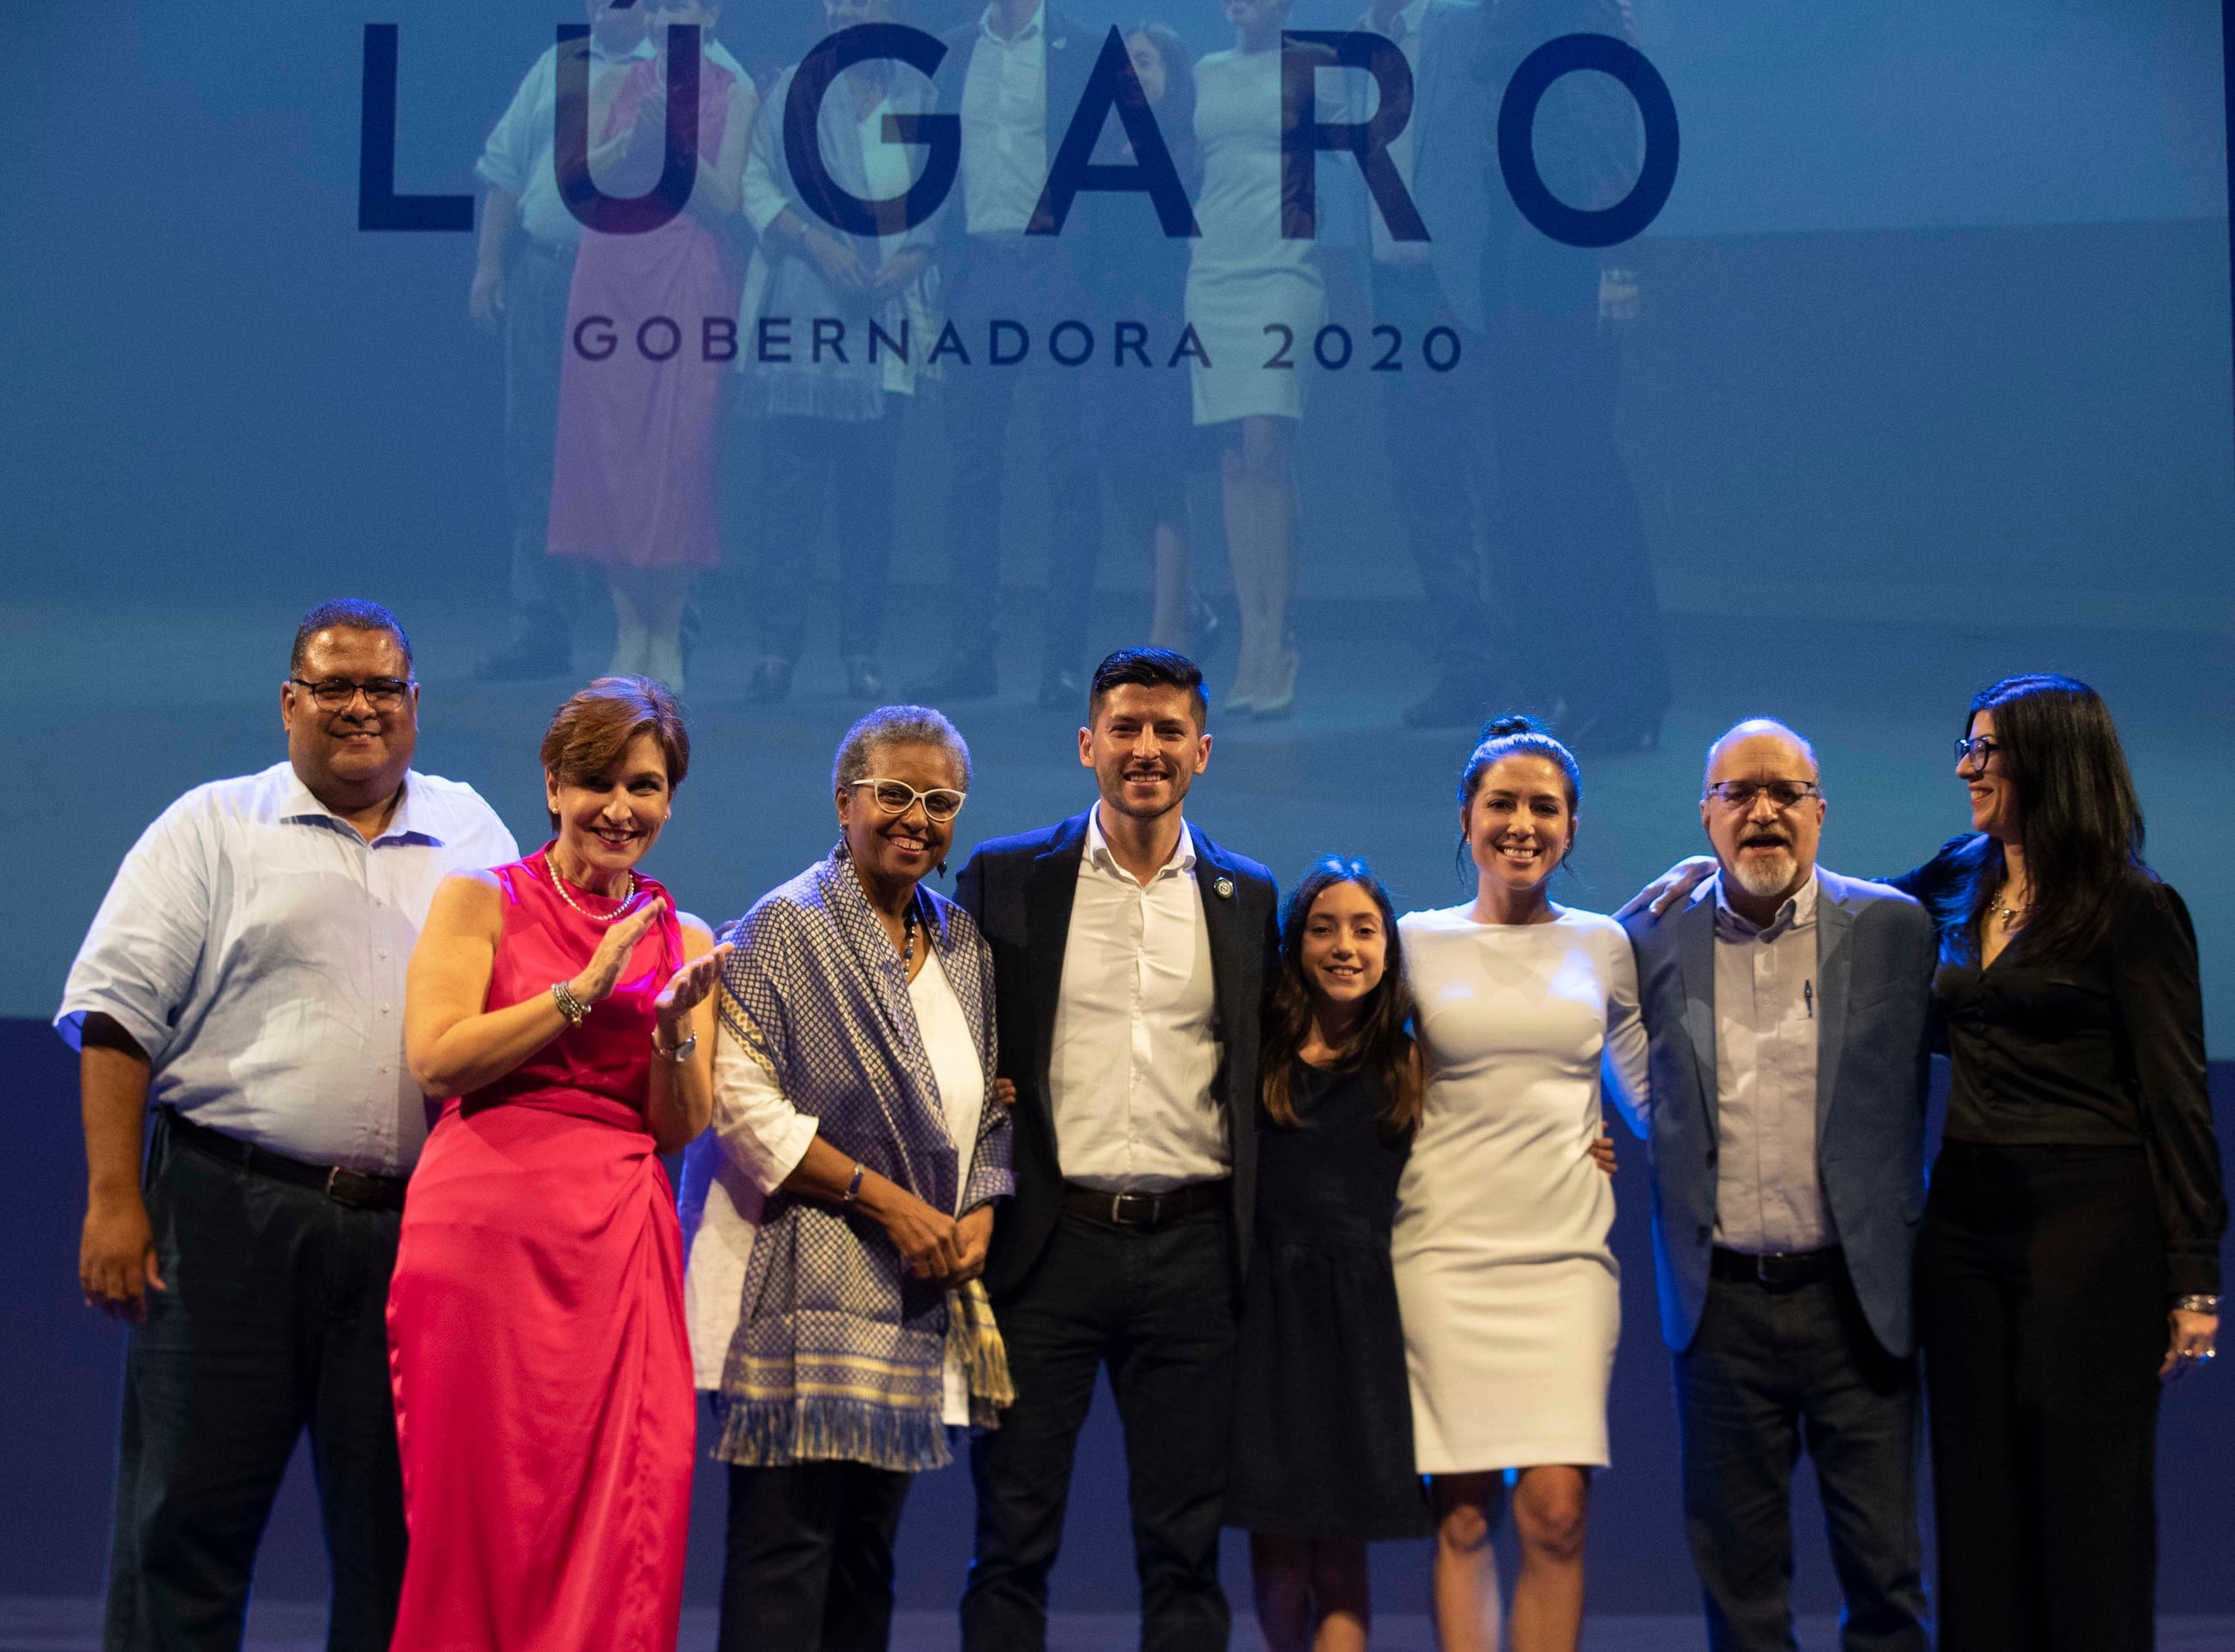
[1622,719,1935,1652]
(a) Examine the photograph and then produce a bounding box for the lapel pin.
[1214,877,1234,900]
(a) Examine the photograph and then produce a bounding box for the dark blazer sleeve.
[2111,883,2226,1297]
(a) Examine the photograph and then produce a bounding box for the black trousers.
[1370,264,1500,685]
[938,237,1103,675]
[104,1112,407,1652]
[1916,1142,2167,1652]
[1672,1261,1929,1652]
[1486,264,1669,728]
[503,240,585,650]
[963,1208,1240,1652]
[755,411,900,664]
[719,1459,915,1652]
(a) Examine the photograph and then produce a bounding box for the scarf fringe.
[714,1395,952,1474]
[946,1280,1015,1432]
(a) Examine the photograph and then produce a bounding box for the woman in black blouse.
[1622,672,2225,1649]
[1901,673,2222,1649]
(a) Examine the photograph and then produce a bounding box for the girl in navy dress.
[1225,857,1431,1650]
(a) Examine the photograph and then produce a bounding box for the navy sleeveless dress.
[1223,1060,1432,1539]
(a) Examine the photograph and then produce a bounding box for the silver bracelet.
[551,980,590,1027]
[2175,1294,2221,1315]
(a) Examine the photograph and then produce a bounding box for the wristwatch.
[654,1031,698,1064]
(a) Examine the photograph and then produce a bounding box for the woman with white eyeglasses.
[677,704,1017,1652]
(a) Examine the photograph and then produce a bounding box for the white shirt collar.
[979,0,1046,45]
[585,33,657,65]
[1709,867,1819,939]
[279,767,444,846]
[1085,806,1197,883]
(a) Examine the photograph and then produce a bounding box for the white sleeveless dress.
[1186,46,1326,425]
[1393,905,1649,1473]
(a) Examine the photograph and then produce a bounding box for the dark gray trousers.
[1672,1266,1929,1652]
[104,1112,406,1652]
[503,240,586,650]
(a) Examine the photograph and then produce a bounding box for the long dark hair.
[1260,857,1422,1134]
[1122,22,1200,193]
[1944,673,2149,961]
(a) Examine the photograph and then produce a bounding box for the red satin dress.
[388,849,694,1652]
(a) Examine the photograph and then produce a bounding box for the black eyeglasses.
[849,778,967,823]
[1703,780,1822,812]
[290,676,414,711]
[1954,735,2001,769]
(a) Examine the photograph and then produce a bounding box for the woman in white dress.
[1393,715,1650,1652]
[1187,0,1327,717]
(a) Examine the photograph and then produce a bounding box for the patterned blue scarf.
[712,843,1012,1471]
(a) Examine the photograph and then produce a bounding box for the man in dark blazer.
[1623,719,1935,1652]
[1346,0,1502,726]
[955,648,1279,1652]
[905,0,1104,707]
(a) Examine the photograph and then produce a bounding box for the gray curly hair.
[831,705,973,793]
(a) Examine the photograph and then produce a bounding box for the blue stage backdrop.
[4,0,2233,1628]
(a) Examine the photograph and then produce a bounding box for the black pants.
[1487,259,1668,729]
[1672,1262,1929,1652]
[1916,1142,2167,1651]
[963,1208,1239,1652]
[1371,264,1500,685]
[104,1112,407,1652]
[938,237,1103,675]
[756,411,900,664]
[504,240,585,651]
[719,1459,915,1652]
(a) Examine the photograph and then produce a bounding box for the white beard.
[1730,849,1798,899]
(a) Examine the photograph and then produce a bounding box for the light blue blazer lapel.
[1677,892,1719,1135]
[1814,877,1855,1140]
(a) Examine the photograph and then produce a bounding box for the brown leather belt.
[164,1107,409,1212]
[1061,1178,1228,1230]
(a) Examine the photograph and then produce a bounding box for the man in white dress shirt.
[952,649,1280,1652]
[908,0,1103,707]
[1622,720,1935,1652]
[59,600,518,1652]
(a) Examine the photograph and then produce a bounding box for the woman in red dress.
[547,0,754,692]
[389,676,729,1652]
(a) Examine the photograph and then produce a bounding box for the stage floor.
[5,1602,2235,1652]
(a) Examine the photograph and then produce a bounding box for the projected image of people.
[735,0,938,704]
[471,0,651,683]
[1481,0,1668,751]
[1347,0,1501,729]
[1188,0,1321,719]
[907,0,1105,707]
[548,0,757,695]
[1085,24,1207,657]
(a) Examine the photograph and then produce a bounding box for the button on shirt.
[1362,0,1432,269]
[56,762,519,1174]
[1709,871,1831,1254]
[1047,810,1227,1192]
[959,3,1050,235]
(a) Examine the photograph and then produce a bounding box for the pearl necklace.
[547,854,637,923]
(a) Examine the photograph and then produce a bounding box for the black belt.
[164,1108,409,1212]
[1061,1178,1228,1230]
[1710,1244,1844,1290]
